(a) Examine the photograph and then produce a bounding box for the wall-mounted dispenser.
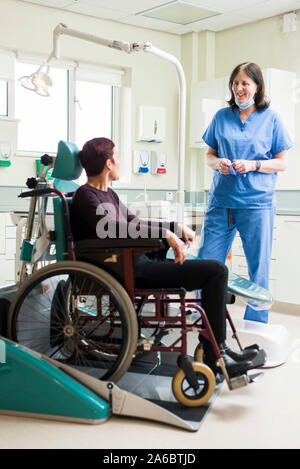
[137,105,165,142]
[151,151,167,174]
[133,150,150,174]
[0,141,11,167]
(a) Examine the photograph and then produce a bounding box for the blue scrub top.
[202,107,293,208]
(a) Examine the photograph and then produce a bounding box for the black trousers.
[134,258,228,343]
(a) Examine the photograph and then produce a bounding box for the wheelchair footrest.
[228,374,248,390]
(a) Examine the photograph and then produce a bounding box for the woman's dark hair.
[227,62,270,111]
[78,137,115,177]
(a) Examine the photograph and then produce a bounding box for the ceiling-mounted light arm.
[49,22,132,61]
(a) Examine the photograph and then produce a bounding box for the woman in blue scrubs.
[198,62,293,323]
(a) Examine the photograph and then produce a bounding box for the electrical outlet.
[166,191,174,201]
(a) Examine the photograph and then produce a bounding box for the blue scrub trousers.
[198,206,275,323]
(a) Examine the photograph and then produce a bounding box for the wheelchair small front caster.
[172,354,216,407]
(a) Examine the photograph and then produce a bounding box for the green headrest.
[52,141,82,181]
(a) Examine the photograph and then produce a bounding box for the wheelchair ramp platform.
[55,357,222,432]
[46,357,222,432]
[118,361,223,431]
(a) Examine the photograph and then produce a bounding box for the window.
[14,59,121,157]
[15,62,69,154]
[75,81,113,150]
[0,80,8,116]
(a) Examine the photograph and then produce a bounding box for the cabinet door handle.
[284,220,300,223]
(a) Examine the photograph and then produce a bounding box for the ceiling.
[19,0,300,35]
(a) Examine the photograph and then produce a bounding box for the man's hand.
[177,223,195,248]
[166,231,186,264]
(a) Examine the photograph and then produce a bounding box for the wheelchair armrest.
[74,238,165,252]
[19,188,53,198]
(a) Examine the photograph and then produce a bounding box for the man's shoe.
[219,342,259,362]
[203,345,252,378]
[218,351,252,377]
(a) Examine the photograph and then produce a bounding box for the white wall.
[0,0,181,189]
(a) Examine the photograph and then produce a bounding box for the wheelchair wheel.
[7,261,138,382]
[172,362,216,407]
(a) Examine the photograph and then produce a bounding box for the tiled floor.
[0,303,299,449]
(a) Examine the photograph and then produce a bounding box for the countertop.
[184,205,300,216]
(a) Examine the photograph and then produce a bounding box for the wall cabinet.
[0,213,17,285]
[276,215,300,304]
[189,77,228,148]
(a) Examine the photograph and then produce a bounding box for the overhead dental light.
[19,65,53,97]
[19,23,186,222]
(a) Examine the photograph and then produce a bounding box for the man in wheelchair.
[70,137,258,379]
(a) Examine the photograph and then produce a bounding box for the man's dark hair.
[78,137,115,177]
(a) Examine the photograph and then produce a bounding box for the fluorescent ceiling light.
[138,1,220,25]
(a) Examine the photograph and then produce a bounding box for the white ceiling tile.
[78,0,166,14]
[184,13,253,32]
[167,23,201,34]
[235,0,300,19]
[180,0,269,13]
[65,2,129,20]
[119,15,178,33]
[21,0,74,7]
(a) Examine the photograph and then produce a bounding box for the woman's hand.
[218,158,231,174]
[166,231,186,264]
[206,147,231,174]
[177,223,195,248]
[233,159,255,173]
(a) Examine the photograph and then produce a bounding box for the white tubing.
[143,44,186,223]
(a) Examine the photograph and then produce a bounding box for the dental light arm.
[19,23,186,221]
[51,23,133,57]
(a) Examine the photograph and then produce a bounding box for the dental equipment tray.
[167,251,273,309]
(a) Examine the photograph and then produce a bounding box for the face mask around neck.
[235,96,255,110]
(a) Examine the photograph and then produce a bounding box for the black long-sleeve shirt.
[70,183,176,242]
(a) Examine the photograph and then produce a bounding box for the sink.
[128,201,172,220]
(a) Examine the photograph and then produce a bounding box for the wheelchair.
[6,141,263,408]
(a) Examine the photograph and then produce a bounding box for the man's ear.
[106,158,113,170]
